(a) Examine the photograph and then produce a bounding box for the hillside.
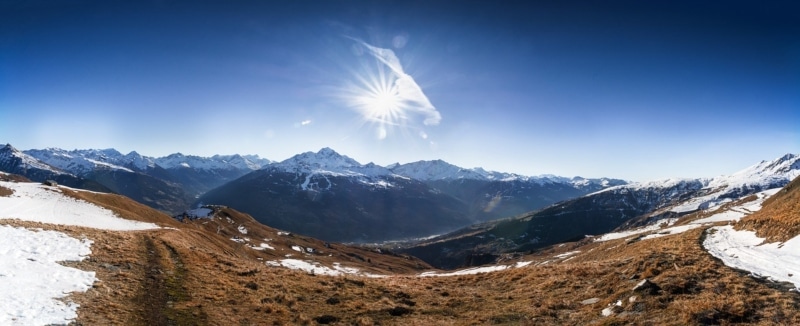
[737,175,800,242]
[4,170,800,325]
[197,148,623,242]
[400,154,800,269]
[5,145,621,231]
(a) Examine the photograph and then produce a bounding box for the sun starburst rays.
[339,40,441,141]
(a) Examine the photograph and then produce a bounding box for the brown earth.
[1,177,799,325]
[738,175,800,242]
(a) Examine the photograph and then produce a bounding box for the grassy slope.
[2,176,799,325]
[738,175,800,242]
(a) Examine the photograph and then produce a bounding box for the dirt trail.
[135,235,207,325]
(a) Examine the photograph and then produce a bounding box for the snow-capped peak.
[269,148,391,177]
[154,152,271,171]
[592,153,800,214]
[709,153,800,190]
[25,148,134,175]
[390,160,489,181]
[123,151,156,170]
[388,160,623,188]
[1,144,65,174]
[19,147,271,175]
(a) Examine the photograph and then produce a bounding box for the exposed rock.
[580,298,600,305]
[633,278,661,295]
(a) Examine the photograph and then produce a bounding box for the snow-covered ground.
[419,261,532,277]
[0,180,162,325]
[265,259,383,278]
[596,188,780,242]
[0,225,95,325]
[704,225,800,290]
[595,219,678,242]
[0,181,160,230]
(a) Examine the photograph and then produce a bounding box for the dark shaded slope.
[400,180,706,269]
[86,169,192,215]
[197,169,472,242]
[425,178,611,223]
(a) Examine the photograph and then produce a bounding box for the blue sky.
[1,0,798,181]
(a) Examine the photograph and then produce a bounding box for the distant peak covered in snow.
[154,152,271,171]
[269,148,392,177]
[390,160,486,181]
[708,153,800,189]
[25,147,135,175]
[20,146,271,175]
[389,159,625,188]
[593,153,800,214]
[1,144,68,175]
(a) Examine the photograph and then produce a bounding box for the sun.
[346,65,408,139]
[339,39,440,140]
[362,85,402,123]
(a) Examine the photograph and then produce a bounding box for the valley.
[0,150,799,324]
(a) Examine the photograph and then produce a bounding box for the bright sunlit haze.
[1,1,798,182]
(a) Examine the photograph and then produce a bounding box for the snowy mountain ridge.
[0,144,69,176]
[267,147,395,178]
[24,148,135,175]
[23,147,272,176]
[594,153,800,214]
[390,159,624,188]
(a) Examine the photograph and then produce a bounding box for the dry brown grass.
[2,177,799,325]
[0,185,12,197]
[0,173,30,182]
[59,187,184,227]
[737,176,800,242]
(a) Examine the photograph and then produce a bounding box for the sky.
[1,0,798,181]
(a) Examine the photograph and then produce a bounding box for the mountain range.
[2,153,799,325]
[0,144,624,242]
[196,148,625,242]
[399,153,800,268]
[5,142,797,259]
[0,144,271,213]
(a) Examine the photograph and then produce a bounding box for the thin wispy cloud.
[293,120,312,128]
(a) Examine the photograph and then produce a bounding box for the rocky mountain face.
[0,144,110,192]
[24,147,272,198]
[3,144,624,242]
[400,153,800,269]
[391,160,626,222]
[0,144,271,214]
[195,148,628,243]
[197,149,472,242]
[198,149,626,243]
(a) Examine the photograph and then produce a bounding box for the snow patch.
[265,259,383,277]
[640,224,702,240]
[704,225,800,290]
[554,250,581,259]
[0,181,159,230]
[0,225,95,325]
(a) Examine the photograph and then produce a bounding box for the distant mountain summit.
[391,159,625,187]
[2,144,627,242]
[598,153,800,217]
[24,148,272,175]
[198,147,626,242]
[1,144,273,214]
[401,153,800,269]
[0,144,110,192]
[269,147,391,178]
[199,148,470,241]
